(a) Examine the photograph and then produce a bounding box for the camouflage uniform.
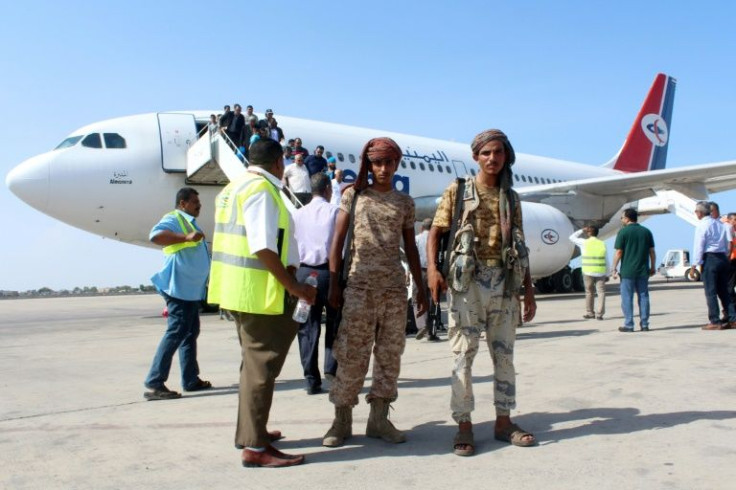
[329,186,414,407]
[434,180,524,422]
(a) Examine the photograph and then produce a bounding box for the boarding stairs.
[184,129,304,209]
[186,130,247,185]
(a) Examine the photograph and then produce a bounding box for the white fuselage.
[6,111,623,278]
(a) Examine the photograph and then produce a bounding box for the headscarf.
[470,129,516,166]
[354,137,402,190]
[470,129,515,192]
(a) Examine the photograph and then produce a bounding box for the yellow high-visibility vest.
[581,237,607,275]
[208,172,291,314]
[162,211,200,255]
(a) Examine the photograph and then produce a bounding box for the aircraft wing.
[517,159,736,226]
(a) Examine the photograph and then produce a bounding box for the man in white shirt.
[690,201,736,330]
[293,174,340,394]
[282,154,311,205]
[330,169,346,207]
[413,219,434,339]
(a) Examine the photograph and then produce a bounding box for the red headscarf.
[354,137,403,190]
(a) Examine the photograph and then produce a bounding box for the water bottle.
[292,272,318,323]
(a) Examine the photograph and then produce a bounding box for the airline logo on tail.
[612,73,677,173]
[641,114,668,147]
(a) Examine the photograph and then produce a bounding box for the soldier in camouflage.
[322,137,428,447]
[428,129,538,457]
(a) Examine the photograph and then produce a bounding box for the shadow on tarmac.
[516,407,736,444]
[274,407,736,463]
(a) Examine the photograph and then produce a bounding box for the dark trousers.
[226,130,241,148]
[729,259,736,304]
[144,293,200,389]
[296,266,338,388]
[702,253,736,324]
[231,308,298,448]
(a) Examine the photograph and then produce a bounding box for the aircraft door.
[158,113,197,172]
[451,159,469,177]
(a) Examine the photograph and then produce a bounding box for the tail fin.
[606,73,677,173]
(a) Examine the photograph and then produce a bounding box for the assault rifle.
[427,178,466,340]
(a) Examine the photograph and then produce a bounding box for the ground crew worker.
[143,187,211,400]
[208,139,316,468]
[569,226,609,320]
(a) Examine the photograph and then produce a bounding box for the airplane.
[8,73,736,292]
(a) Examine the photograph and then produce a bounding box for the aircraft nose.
[6,153,50,212]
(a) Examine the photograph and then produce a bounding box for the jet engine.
[520,202,575,279]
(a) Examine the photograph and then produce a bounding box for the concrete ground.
[1,277,734,490]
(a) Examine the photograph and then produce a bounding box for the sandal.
[494,423,536,447]
[184,379,212,392]
[453,422,475,456]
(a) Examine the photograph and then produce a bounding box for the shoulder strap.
[442,178,465,278]
[340,190,360,286]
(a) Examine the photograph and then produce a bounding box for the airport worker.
[569,226,609,320]
[208,138,316,468]
[690,201,736,330]
[282,153,312,205]
[143,187,211,401]
[611,208,656,332]
[293,173,340,395]
[427,129,537,457]
[322,137,428,448]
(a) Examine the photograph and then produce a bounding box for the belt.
[478,258,503,267]
[300,262,329,270]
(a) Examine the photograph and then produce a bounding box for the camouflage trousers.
[329,286,407,407]
[448,265,520,423]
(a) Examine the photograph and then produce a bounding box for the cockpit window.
[82,133,102,148]
[54,135,83,150]
[103,133,126,149]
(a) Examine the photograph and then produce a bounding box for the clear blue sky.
[2,1,736,291]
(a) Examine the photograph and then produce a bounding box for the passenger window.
[337,153,344,162]
[325,151,333,159]
[419,163,425,171]
[445,165,451,173]
[349,154,356,163]
[410,161,416,170]
[521,175,527,182]
[401,160,407,169]
[470,169,476,176]
[437,165,443,173]
[428,163,434,172]
[103,133,126,149]
[54,135,83,150]
[82,133,102,148]
[534,177,540,184]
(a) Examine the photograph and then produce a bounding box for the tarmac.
[1,277,735,490]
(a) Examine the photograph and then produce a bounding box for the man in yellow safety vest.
[208,138,316,468]
[569,226,609,320]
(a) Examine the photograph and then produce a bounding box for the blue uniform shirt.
[149,210,210,301]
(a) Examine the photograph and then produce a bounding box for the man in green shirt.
[611,208,656,332]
